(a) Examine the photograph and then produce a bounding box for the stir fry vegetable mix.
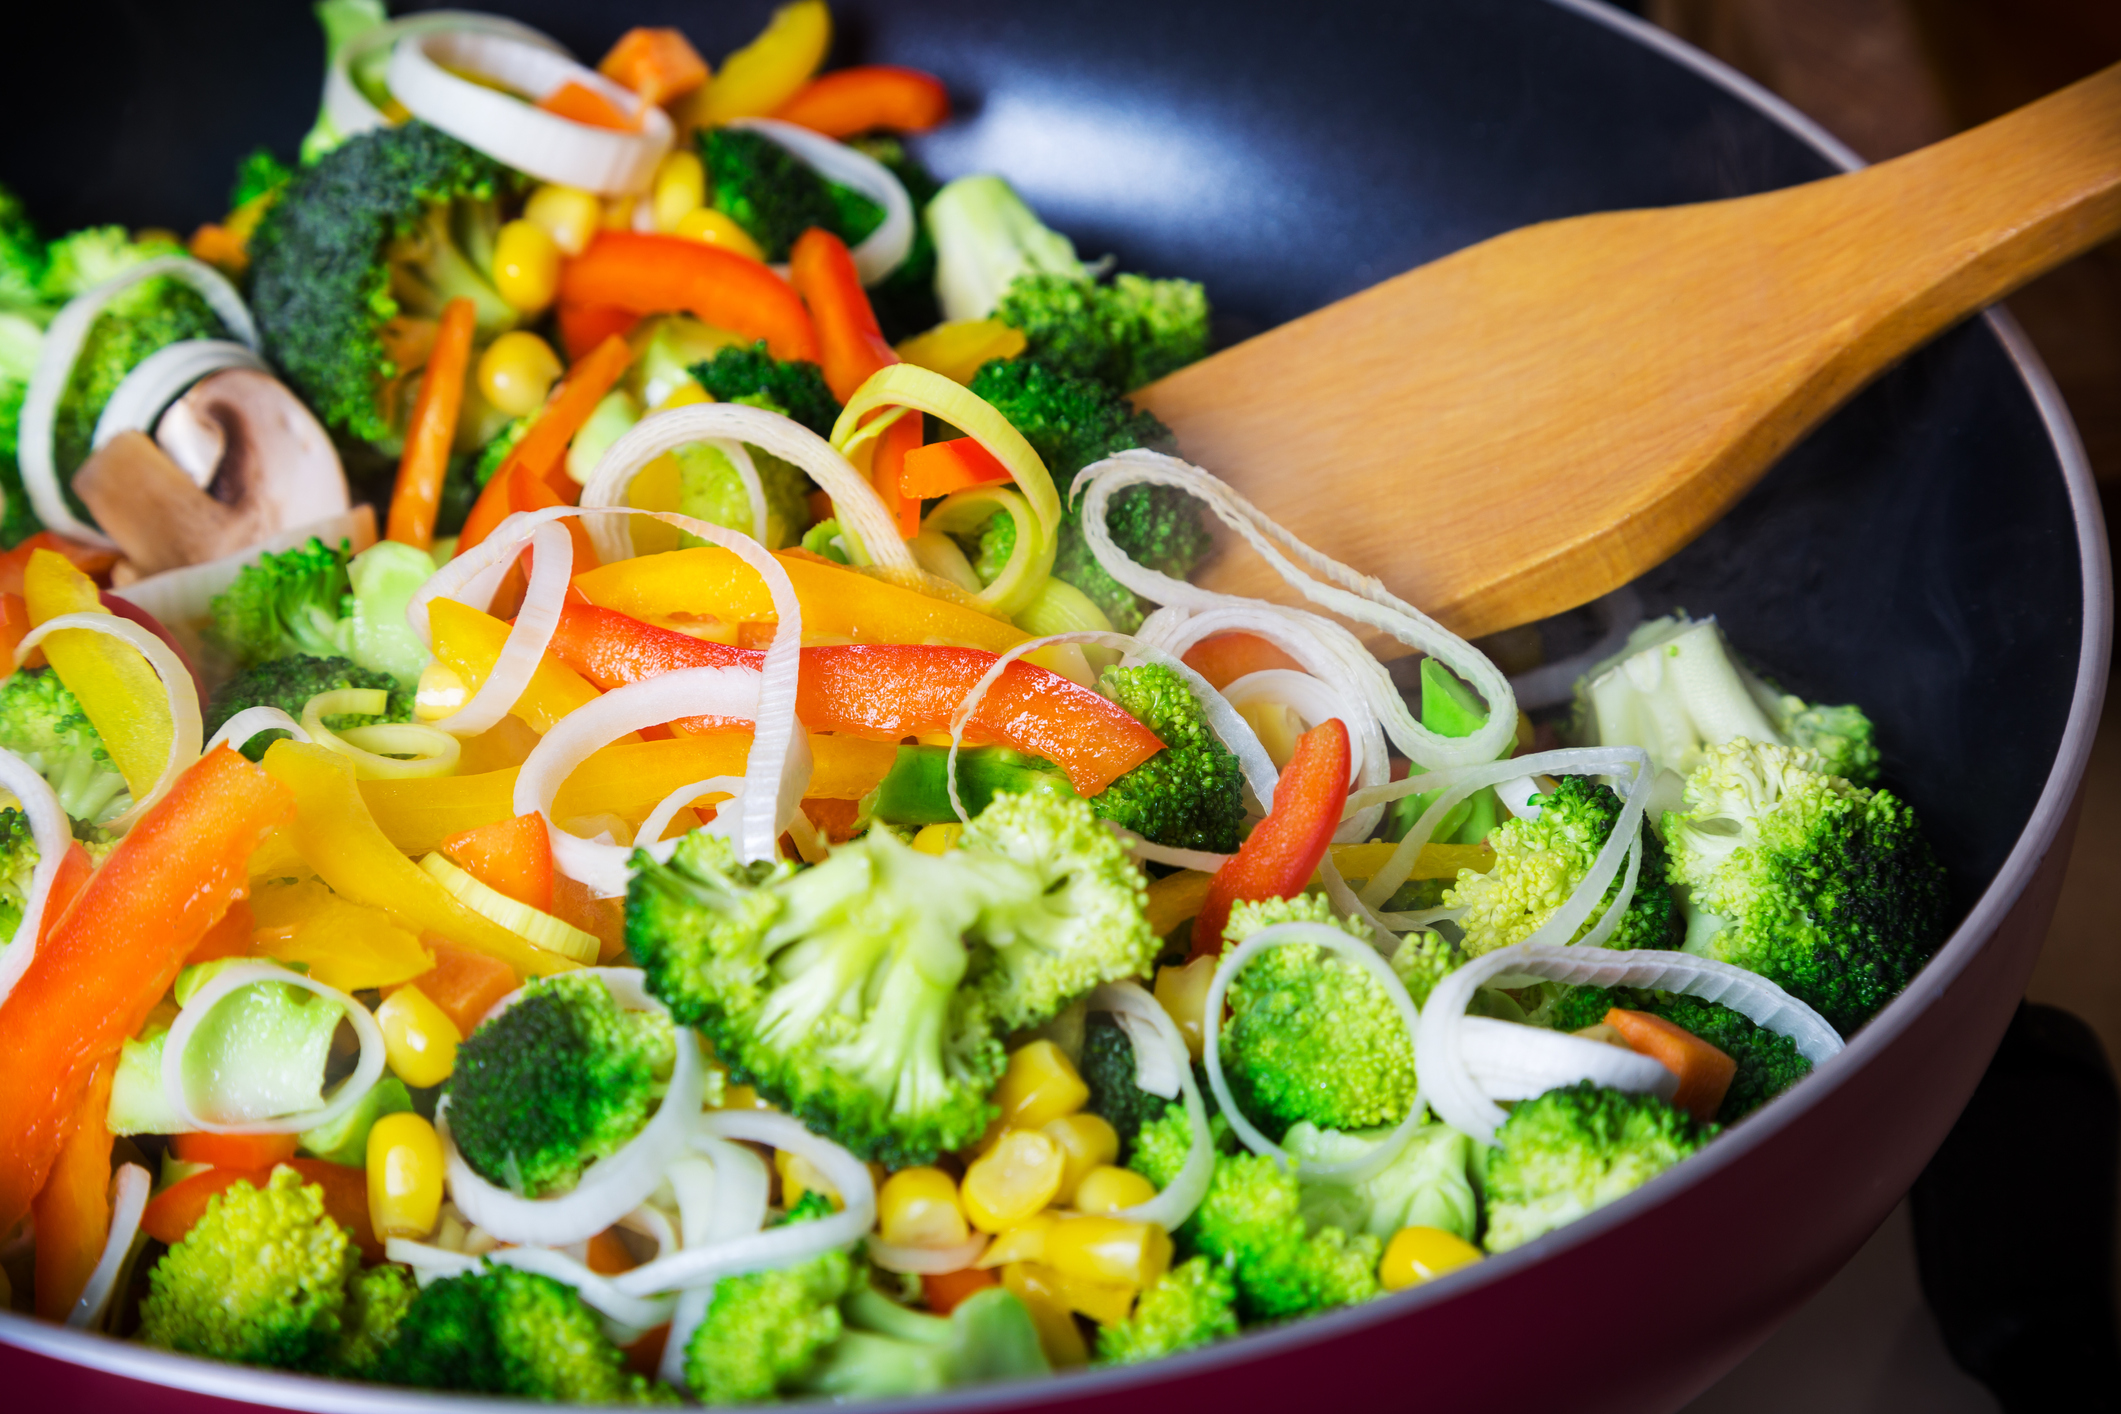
[0,2,1951,1400]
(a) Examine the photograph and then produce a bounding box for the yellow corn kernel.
[962,1129,1064,1232]
[911,822,963,856]
[651,150,707,232]
[476,330,563,418]
[1042,1214,1170,1289]
[658,380,711,410]
[1154,956,1218,1060]
[775,1148,842,1211]
[1038,1261,1137,1326]
[493,219,560,313]
[673,206,766,262]
[993,1040,1089,1131]
[1072,1165,1156,1217]
[1000,1263,1089,1367]
[975,1210,1056,1269]
[717,1084,775,1111]
[876,1166,969,1247]
[524,183,601,256]
[376,985,461,1087]
[1379,1225,1483,1291]
[1042,1113,1118,1206]
[366,1111,444,1239]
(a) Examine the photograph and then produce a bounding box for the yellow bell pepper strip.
[895,320,1028,386]
[701,0,831,125]
[259,740,576,980]
[574,546,1030,654]
[0,745,292,1236]
[1327,839,1495,884]
[427,597,617,736]
[22,549,171,800]
[249,879,435,993]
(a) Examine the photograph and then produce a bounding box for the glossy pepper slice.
[557,232,819,362]
[1191,718,1352,960]
[22,548,171,800]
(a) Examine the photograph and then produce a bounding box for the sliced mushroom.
[73,369,349,574]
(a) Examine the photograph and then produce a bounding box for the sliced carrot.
[598,28,709,106]
[1181,632,1306,691]
[184,897,254,966]
[443,813,554,913]
[171,1132,299,1170]
[921,1265,999,1315]
[410,938,520,1038]
[585,1227,637,1274]
[1604,1008,1738,1124]
[386,295,477,550]
[622,1322,672,1381]
[874,411,924,539]
[538,80,639,132]
[140,1159,381,1262]
[773,65,950,137]
[459,334,635,554]
[552,875,627,963]
[31,1059,115,1321]
[898,437,1014,500]
[37,840,93,941]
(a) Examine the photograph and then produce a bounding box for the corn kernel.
[493,219,561,313]
[775,1148,842,1211]
[366,1111,444,1239]
[674,206,766,261]
[975,1211,1056,1269]
[717,1083,775,1111]
[475,330,563,418]
[602,194,642,230]
[1071,1165,1156,1216]
[524,183,602,256]
[1000,1263,1089,1366]
[1042,1113,1118,1206]
[911,822,963,856]
[376,985,460,1087]
[658,380,711,410]
[1379,1225,1483,1291]
[651,150,707,232]
[962,1129,1064,1232]
[1154,956,1218,1060]
[1043,1214,1170,1289]
[878,1167,969,1248]
[993,1040,1089,1131]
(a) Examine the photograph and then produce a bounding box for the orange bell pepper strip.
[386,295,477,550]
[899,437,1015,499]
[0,746,292,1235]
[171,1131,299,1169]
[559,232,819,363]
[509,458,600,564]
[1180,632,1307,691]
[774,65,950,137]
[537,80,639,131]
[444,812,555,912]
[0,531,118,596]
[459,334,636,552]
[407,938,520,1037]
[31,1058,115,1321]
[598,27,710,106]
[140,1159,382,1262]
[185,896,256,966]
[557,301,645,363]
[1604,1009,1739,1123]
[429,597,613,737]
[23,549,172,800]
[791,227,896,402]
[1191,718,1352,961]
[259,740,577,981]
[872,412,924,540]
[0,590,26,664]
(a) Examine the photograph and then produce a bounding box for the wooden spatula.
[1132,62,2121,646]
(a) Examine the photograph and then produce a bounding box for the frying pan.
[0,1,2107,1410]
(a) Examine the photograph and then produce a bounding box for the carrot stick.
[458,334,635,554]
[509,459,600,568]
[1604,1008,1738,1123]
[0,746,292,1235]
[386,295,477,550]
[598,28,710,106]
[537,80,639,132]
[874,411,924,539]
[773,66,950,137]
[31,1058,115,1321]
[171,1132,299,1170]
[443,812,555,913]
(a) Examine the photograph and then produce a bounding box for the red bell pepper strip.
[899,437,1015,499]
[140,1159,382,1262]
[387,294,478,549]
[171,1131,300,1170]
[1191,718,1352,960]
[0,746,293,1234]
[558,302,643,363]
[444,812,556,913]
[1180,632,1307,691]
[460,334,635,553]
[31,1058,114,1321]
[0,531,118,597]
[791,227,897,403]
[558,231,819,363]
[773,66,951,137]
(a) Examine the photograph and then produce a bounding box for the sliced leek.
[418,852,600,964]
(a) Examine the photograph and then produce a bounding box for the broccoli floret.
[700,127,884,264]
[688,1244,856,1403]
[209,537,355,668]
[0,807,38,944]
[329,1263,416,1379]
[1094,662,1245,853]
[1077,1012,1173,1163]
[849,136,943,343]
[1445,774,1679,958]
[670,440,815,550]
[375,1262,672,1403]
[444,972,677,1198]
[1,378,37,548]
[231,147,295,210]
[1664,739,1948,1034]
[1218,895,1417,1137]
[140,1167,358,1369]
[1544,984,1811,1123]
[0,666,131,828]
[1132,1105,1382,1321]
[471,414,529,488]
[0,184,44,314]
[37,225,187,303]
[629,791,1154,1166]
[690,341,841,438]
[51,274,226,509]
[1284,1120,1480,1242]
[1482,1082,1713,1253]
[1772,698,1881,788]
[1389,931,1462,1010]
[249,122,519,452]
[205,655,411,761]
[1096,1256,1238,1365]
[995,269,1210,396]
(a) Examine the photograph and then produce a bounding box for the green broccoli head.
[0,806,34,943]
[37,226,187,303]
[1284,1119,1480,1243]
[207,537,354,670]
[327,1262,417,1379]
[686,1244,856,1403]
[248,122,519,451]
[994,270,1209,395]
[444,972,677,1198]
[1078,1011,1174,1164]
[1390,931,1462,1011]
[140,1167,357,1370]
[0,666,131,828]
[231,147,295,211]
[1445,774,1679,957]
[2,379,39,549]
[1545,984,1811,1124]
[1771,698,1882,787]
[1096,1256,1238,1365]
[52,276,226,503]
[700,128,883,265]
[670,439,815,551]
[690,341,841,438]
[1482,1082,1714,1253]
[205,654,411,761]
[375,1262,672,1402]
[1665,739,1948,1034]
[1092,662,1245,853]
[0,184,45,314]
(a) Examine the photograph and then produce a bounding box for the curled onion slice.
[433,520,573,738]
[92,340,268,464]
[866,1232,991,1275]
[1458,1016,1677,1102]
[20,256,257,546]
[655,1127,777,1387]
[0,749,78,1008]
[1221,666,1382,840]
[612,1110,878,1298]
[383,1241,678,1333]
[321,9,566,144]
[728,119,915,285]
[302,688,461,778]
[634,775,744,851]
[1201,922,1430,1184]
[67,1163,150,1331]
[439,969,704,1248]
[16,610,205,832]
[1088,982,1215,1231]
[1106,824,1229,875]
[202,707,312,759]
[162,962,385,1135]
[388,30,672,195]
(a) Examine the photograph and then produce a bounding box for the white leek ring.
[634,775,743,850]
[0,749,80,1009]
[302,688,461,778]
[727,118,916,285]
[431,521,574,738]
[162,962,386,1135]
[202,706,312,759]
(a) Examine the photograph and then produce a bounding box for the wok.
[0,1,2107,1410]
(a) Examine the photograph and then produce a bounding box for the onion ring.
[727,119,915,285]
[1087,982,1215,1231]
[0,750,79,1008]
[162,962,385,1135]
